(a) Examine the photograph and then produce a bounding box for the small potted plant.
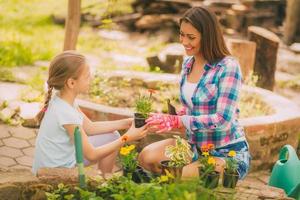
[160,136,194,181]
[134,89,155,128]
[223,150,239,188]
[198,144,220,189]
[119,144,150,183]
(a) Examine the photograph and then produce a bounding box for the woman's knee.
[138,145,155,165]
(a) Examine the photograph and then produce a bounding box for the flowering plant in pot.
[119,144,150,183]
[198,144,220,189]
[223,150,239,188]
[134,89,154,128]
[160,136,194,181]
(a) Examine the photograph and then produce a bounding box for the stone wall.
[78,85,300,172]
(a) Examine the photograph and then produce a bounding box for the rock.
[8,101,22,112]
[0,184,21,200]
[290,43,300,53]
[277,48,300,74]
[0,82,28,101]
[98,30,129,41]
[19,102,41,120]
[0,108,15,122]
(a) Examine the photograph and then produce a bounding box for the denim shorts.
[192,140,251,179]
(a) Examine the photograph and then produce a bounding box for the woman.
[139,6,250,179]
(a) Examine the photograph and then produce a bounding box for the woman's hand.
[146,113,182,133]
[124,122,148,142]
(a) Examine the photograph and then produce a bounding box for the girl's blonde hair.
[36,51,86,125]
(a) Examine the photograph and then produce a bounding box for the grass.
[0,0,134,68]
[0,0,66,67]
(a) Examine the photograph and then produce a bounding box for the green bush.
[44,176,226,200]
[0,41,33,67]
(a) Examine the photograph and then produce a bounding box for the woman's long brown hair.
[179,6,231,64]
[35,51,86,125]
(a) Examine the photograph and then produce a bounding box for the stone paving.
[0,124,37,170]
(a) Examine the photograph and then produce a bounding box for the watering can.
[269,144,300,199]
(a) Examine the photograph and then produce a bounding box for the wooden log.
[164,54,183,73]
[248,26,280,91]
[63,0,81,50]
[283,0,300,45]
[146,55,163,71]
[226,38,256,80]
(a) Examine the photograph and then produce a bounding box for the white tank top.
[182,80,198,108]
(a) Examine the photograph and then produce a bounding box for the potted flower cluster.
[198,144,220,189]
[134,89,155,128]
[223,150,239,188]
[119,144,150,183]
[160,136,194,181]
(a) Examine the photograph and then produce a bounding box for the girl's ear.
[66,78,75,89]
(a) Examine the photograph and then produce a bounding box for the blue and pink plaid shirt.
[179,56,245,150]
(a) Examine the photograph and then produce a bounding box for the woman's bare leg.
[138,138,176,173]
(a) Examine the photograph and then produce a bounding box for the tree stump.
[146,55,163,71]
[283,0,300,45]
[227,38,256,80]
[248,26,280,91]
[146,54,183,73]
[164,54,183,73]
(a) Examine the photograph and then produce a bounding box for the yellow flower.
[164,169,175,179]
[228,150,236,157]
[202,152,209,157]
[127,145,135,151]
[120,147,130,156]
[159,175,169,183]
[207,157,216,165]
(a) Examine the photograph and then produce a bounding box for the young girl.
[32,51,148,175]
[139,6,250,179]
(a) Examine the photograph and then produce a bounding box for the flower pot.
[160,160,183,182]
[123,165,151,183]
[199,167,220,189]
[223,170,239,188]
[134,113,146,128]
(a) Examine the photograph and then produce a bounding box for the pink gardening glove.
[177,107,187,116]
[146,113,182,133]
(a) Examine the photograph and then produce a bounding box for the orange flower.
[121,135,129,142]
[148,89,156,94]
[201,144,208,152]
[207,144,215,150]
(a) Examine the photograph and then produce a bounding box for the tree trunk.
[248,26,280,91]
[227,38,256,80]
[63,0,81,50]
[283,0,300,45]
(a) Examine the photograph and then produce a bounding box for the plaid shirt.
[179,56,245,149]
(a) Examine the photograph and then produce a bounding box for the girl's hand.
[120,118,133,129]
[124,122,148,142]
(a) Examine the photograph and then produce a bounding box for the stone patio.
[0,124,36,170]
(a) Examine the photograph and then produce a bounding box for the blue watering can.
[269,144,300,199]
